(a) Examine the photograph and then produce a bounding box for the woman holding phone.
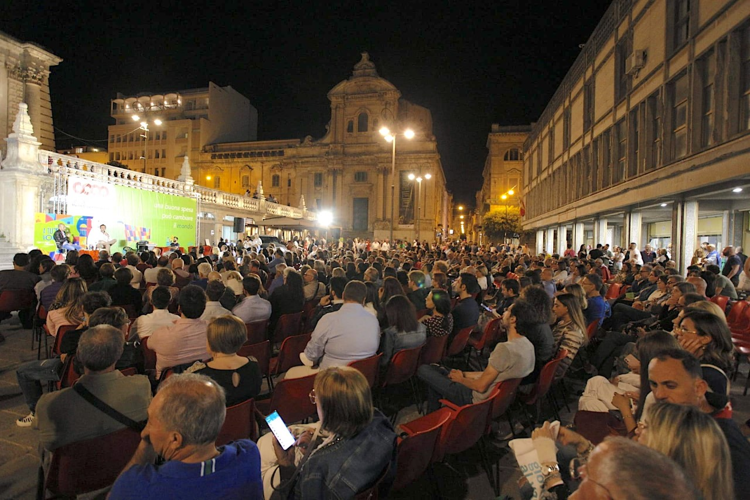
[258,367,397,499]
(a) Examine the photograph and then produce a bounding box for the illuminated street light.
[733,187,743,193]
[425,173,431,180]
[501,194,507,200]
[132,115,163,173]
[458,205,464,211]
[508,189,514,195]
[319,210,334,227]
[380,127,415,243]
[460,215,464,219]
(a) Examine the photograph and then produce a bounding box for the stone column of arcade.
[0,103,49,268]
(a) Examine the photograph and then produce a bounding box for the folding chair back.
[238,341,271,378]
[245,319,269,345]
[270,333,311,376]
[381,344,423,387]
[270,311,304,343]
[709,294,729,313]
[446,325,475,357]
[489,378,523,422]
[604,282,623,300]
[256,373,317,424]
[519,349,568,406]
[418,335,449,366]
[586,321,599,340]
[0,289,36,313]
[348,353,383,388]
[141,336,157,371]
[45,427,141,497]
[51,324,79,357]
[216,398,257,445]
[439,396,494,459]
[392,411,451,491]
[726,300,749,329]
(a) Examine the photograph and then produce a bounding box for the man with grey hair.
[191,262,213,290]
[110,373,262,499]
[267,262,287,293]
[35,325,151,451]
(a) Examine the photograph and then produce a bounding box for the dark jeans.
[590,331,634,377]
[608,303,652,331]
[16,357,62,412]
[417,364,473,413]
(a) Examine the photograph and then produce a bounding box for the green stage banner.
[33,176,198,254]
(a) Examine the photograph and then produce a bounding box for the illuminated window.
[272,174,280,187]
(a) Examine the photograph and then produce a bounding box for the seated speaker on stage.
[88,223,117,252]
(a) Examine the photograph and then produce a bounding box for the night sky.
[1,1,608,206]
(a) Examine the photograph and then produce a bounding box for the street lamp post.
[408,172,431,242]
[132,114,162,174]
[499,187,516,243]
[380,126,414,245]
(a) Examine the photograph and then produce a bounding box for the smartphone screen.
[266,411,296,450]
[481,304,493,312]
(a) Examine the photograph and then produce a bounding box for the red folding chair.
[216,398,257,445]
[726,300,749,330]
[709,294,730,313]
[586,321,599,340]
[380,344,423,420]
[348,353,383,388]
[446,325,475,357]
[519,348,568,423]
[270,311,304,343]
[392,411,451,492]
[255,373,317,425]
[238,341,272,392]
[56,355,81,390]
[0,289,36,315]
[118,367,138,376]
[269,333,312,378]
[604,282,623,300]
[141,336,157,377]
[51,325,80,357]
[44,427,142,498]
[245,319,269,345]
[400,396,495,493]
[417,335,449,366]
[467,318,503,362]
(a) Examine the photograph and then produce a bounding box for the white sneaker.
[16,412,34,427]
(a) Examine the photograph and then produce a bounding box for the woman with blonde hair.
[691,247,706,267]
[562,282,587,312]
[551,293,586,378]
[638,402,734,500]
[224,270,244,296]
[260,366,397,499]
[46,277,87,336]
[189,315,261,406]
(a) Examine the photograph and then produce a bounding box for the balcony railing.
[38,150,317,221]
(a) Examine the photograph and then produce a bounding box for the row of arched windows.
[346,112,379,134]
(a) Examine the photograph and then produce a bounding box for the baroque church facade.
[197,53,449,240]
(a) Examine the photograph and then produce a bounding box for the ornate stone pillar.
[0,103,48,252]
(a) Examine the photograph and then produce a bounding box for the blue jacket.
[286,410,397,499]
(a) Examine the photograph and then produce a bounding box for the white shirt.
[200,301,234,322]
[232,294,272,323]
[126,265,143,289]
[130,309,179,340]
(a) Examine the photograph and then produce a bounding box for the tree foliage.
[482,207,523,241]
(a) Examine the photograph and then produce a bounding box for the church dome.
[328,52,399,97]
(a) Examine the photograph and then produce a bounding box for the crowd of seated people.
[1,238,749,498]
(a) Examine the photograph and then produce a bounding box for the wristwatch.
[541,464,560,478]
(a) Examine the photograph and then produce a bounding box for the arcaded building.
[522,0,750,272]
